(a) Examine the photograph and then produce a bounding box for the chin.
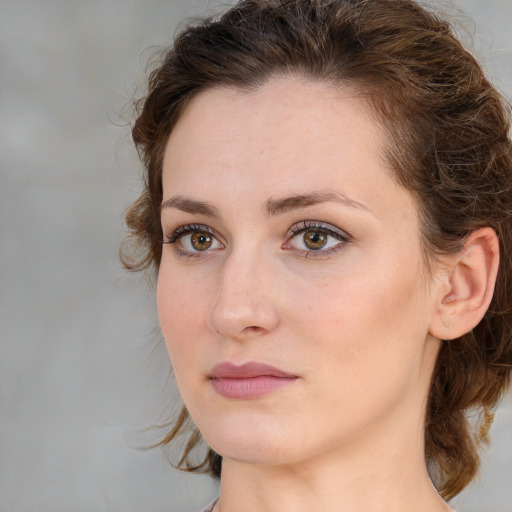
[199,418,304,466]
[212,439,300,466]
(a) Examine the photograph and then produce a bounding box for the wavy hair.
[121,0,512,499]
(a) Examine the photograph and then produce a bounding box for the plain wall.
[0,1,510,511]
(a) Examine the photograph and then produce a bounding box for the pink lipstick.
[208,362,298,399]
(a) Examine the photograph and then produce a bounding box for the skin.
[157,77,454,512]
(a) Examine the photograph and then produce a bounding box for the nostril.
[242,326,265,334]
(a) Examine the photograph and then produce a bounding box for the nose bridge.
[208,242,279,339]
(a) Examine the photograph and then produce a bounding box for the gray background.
[0,1,510,511]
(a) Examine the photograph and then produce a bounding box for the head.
[122,0,512,500]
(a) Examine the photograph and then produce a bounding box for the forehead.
[162,77,416,222]
[167,78,380,148]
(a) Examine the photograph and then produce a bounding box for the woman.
[122,0,512,510]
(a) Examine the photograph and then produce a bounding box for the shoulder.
[200,498,219,512]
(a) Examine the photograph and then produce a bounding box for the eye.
[302,230,329,250]
[283,221,350,255]
[163,224,224,255]
[187,231,214,251]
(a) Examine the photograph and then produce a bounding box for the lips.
[208,362,298,399]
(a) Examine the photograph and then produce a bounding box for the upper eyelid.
[283,222,351,257]
[162,220,351,245]
[163,223,219,244]
[287,220,351,239]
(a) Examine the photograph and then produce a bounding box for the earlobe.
[429,227,500,341]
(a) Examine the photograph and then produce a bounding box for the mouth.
[208,361,299,399]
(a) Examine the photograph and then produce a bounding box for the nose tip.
[208,266,280,341]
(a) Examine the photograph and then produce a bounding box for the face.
[157,78,442,467]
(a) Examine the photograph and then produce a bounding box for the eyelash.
[163,224,213,245]
[162,221,351,258]
[162,223,221,258]
[285,221,351,257]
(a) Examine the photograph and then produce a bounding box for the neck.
[215,410,451,512]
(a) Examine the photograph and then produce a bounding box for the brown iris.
[303,230,327,250]
[191,231,213,251]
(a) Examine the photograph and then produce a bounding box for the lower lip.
[210,376,298,399]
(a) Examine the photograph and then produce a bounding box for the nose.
[208,249,280,341]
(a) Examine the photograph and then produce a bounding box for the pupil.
[192,232,212,250]
[304,231,327,249]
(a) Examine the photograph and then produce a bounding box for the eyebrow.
[161,195,220,217]
[160,190,371,217]
[264,190,372,216]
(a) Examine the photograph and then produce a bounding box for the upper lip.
[208,362,298,379]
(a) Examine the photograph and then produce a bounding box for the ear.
[429,227,500,341]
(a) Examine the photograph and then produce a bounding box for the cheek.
[286,269,431,436]
[156,265,210,370]
[292,260,429,380]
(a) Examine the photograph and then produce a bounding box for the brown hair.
[122,0,512,499]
